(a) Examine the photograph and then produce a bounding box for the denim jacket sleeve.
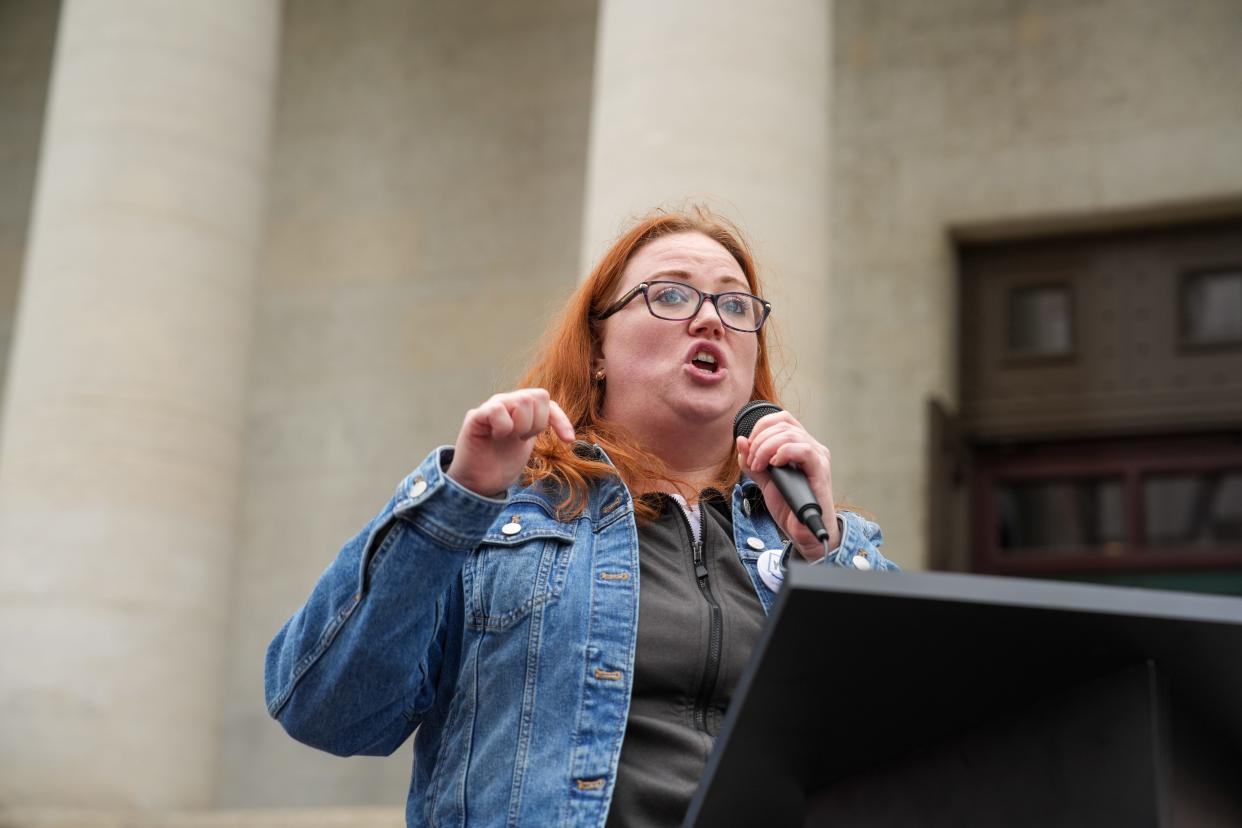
[264,446,508,757]
[814,510,899,571]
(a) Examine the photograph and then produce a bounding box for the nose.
[688,295,725,338]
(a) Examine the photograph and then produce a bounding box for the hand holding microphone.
[733,401,840,561]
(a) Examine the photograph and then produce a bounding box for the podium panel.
[685,570,1242,828]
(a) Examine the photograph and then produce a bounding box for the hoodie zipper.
[671,497,723,733]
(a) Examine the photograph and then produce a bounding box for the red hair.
[519,205,783,521]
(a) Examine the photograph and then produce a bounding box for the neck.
[654,468,722,502]
[623,412,734,500]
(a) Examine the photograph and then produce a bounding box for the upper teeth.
[695,351,717,364]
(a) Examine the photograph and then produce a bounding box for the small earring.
[593,368,606,381]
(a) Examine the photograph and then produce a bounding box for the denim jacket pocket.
[463,510,577,631]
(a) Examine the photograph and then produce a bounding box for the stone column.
[581,0,834,435]
[0,0,280,809]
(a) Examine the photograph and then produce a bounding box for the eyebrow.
[648,269,750,290]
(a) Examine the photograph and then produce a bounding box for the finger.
[745,410,800,444]
[770,442,835,503]
[738,435,779,479]
[747,414,817,469]
[748,422,802,471]
[740,414,799,454]
[548,400,576,442]
[503,387,552,438]
[770,442,829,478]
[524,391,551,440]
[462,406,488,438]
[746,423,784,469]
[485,399,516,439]
[466,398,507,438]
[511,386,549,406]
[507,393,535,438]
[741,457,774,498]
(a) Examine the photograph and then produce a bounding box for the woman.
[265,206,897,827]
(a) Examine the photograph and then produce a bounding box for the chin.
[671,393,742,424]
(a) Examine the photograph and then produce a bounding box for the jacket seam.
[593,505,633,534]
[402,509,497,551]
[427,630,473,826]
[506,564,549,826]
[267,592,362,718]
[464,537,575,630]
[359,517,402,592]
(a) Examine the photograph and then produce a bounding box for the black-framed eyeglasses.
[591,280,772,333]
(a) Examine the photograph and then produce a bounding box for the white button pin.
[757,549,785,592]
[501,520,522,536]
[746,536,765,551]
[409,478,427,497]
[852,553,873,571]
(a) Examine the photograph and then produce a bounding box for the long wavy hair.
[519,205,783,522]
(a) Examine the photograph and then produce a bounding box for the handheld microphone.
[733,400,831,545]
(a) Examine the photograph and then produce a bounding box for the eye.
[649,283,694,306]
[719,294,754,319]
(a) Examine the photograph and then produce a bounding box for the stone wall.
[829,0,1242,569]
[0,0,58,412]
[215,0,599,806]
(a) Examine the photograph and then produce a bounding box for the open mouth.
[690,349,720,374]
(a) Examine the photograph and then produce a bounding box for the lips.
[684,341,727,380]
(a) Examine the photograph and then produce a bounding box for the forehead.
[621,231,747,288]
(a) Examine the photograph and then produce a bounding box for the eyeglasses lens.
[645,282,765,331]
[718,294,764,330]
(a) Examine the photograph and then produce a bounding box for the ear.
[590,339,605,373]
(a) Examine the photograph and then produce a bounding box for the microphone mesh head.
[733,400,783,439]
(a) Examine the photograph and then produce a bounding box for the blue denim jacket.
[265,445,895,827]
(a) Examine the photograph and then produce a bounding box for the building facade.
[1,0,1240,822]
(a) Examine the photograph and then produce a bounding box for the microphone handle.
[768,463,831,543]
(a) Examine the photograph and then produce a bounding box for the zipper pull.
[693,540,708,580]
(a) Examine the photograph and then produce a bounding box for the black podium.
[685,568,1242,827]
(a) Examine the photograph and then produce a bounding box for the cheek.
[608,317,674,358]
[738,341,760,381]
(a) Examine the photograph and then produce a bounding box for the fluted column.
[581,0,834,434]
[0,0,280,809]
